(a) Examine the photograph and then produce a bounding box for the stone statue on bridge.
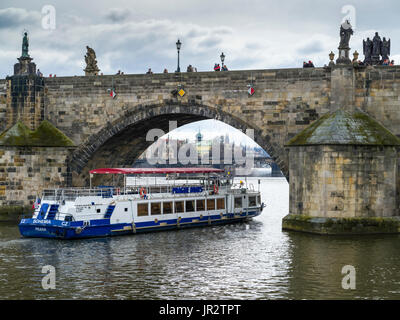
[336,20,353,65]
[363,38,373,65]
[21,32,30,58]
[339,20,353,49]
[84,46,100,76]
[14,31,36,75]
[382,37,391,61]
[372,32,382,63]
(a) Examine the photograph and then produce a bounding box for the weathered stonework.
[5,75,45,131]
[286,145,399,219]
[0,146,72,210]
[283,108,400,234]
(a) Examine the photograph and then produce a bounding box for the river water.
[0,177,400,300]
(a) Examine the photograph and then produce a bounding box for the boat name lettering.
[35,227,47,232]
[33,219,51,224]
[172,186,203,194]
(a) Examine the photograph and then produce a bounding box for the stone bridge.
[2,64,400,233]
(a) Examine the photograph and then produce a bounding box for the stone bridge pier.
[1,61,400,233]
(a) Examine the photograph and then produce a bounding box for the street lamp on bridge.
[176,39,182,73]
[220,52,225,69]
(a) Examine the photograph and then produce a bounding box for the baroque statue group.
[363,32,391,65]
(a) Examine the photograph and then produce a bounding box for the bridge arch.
[68,100,288,186]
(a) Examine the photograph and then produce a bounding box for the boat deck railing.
[41,182,251,202]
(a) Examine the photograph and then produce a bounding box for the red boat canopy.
[89,168,225,175]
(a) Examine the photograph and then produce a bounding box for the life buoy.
[139,187,147,198]
[213,184,219,194]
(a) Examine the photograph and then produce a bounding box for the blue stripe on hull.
[18,211,260,239]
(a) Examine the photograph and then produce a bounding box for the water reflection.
[1,178,400,299]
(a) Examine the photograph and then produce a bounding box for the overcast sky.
[1,0,400,77]
[1,1,399,150]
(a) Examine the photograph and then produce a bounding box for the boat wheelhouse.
[18,168,265,239]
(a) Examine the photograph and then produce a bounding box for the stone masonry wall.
[355,65,400,136]
[289,145,399,218]
[0,79,6,133]
[0,147,71,207]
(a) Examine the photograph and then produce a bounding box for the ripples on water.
[1,177,400,299]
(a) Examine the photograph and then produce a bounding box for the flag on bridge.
[247,85,255,96]
[108,77,117,99]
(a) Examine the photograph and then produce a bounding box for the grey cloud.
[213,27,233,35]
[297,40,325,55]
[198,37,222,48]
[186,28,208,38]
[0,7,41,29]
[103,8,132,23]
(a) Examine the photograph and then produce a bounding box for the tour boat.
[18,168,265,239]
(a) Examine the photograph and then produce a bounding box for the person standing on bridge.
[214,63,220,71]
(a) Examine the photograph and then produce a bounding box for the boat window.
[207,199,215,211]
[151,202,161,215]
[175,201,184,213]
[97,209,101,213]
[217,198,225,210]
[196,199,205,211]
[257,195,261,205]
[137,203,148,216]
[234,197,242,208]
[249,196,257,207]
[163,202,173,214]
[186,200,195,212]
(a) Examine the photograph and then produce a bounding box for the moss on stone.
[0,120,75,147]
[282,213,400,235]
[0,205,32,222]
[286,109,400,146]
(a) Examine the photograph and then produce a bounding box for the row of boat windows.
[137,198,225,216]
[136,196,259,216]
